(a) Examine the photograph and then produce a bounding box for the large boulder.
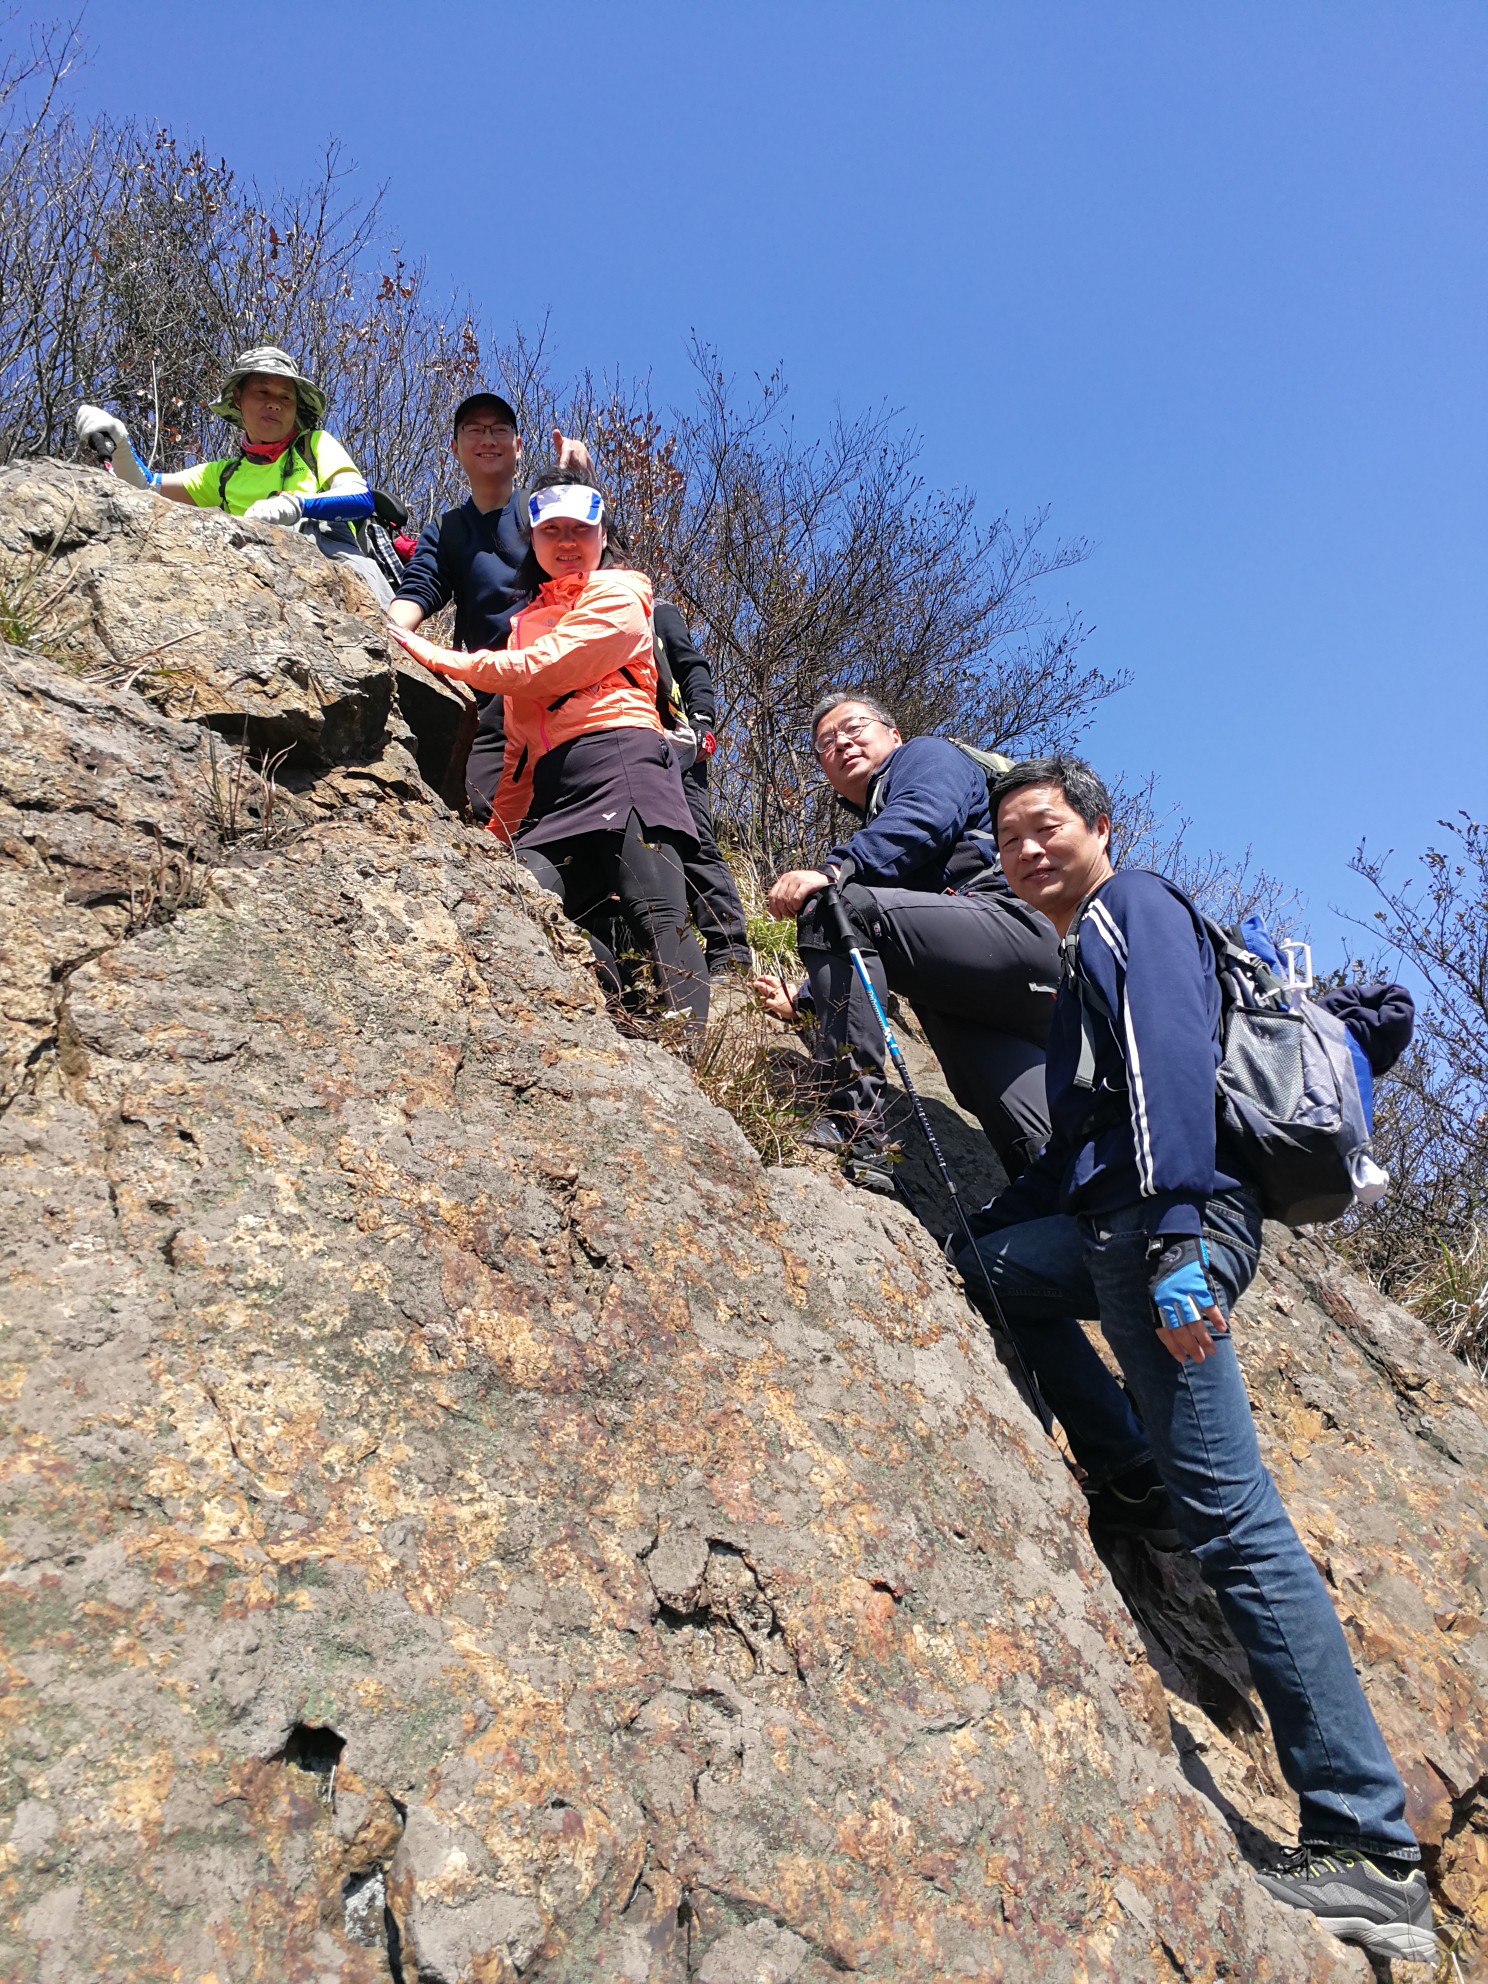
[1,465,1483,1979]
[0,460,465,773]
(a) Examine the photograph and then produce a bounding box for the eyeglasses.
[813,714,880,758]
[458,421,516,440]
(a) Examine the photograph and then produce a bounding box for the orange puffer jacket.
[456,567,660,839]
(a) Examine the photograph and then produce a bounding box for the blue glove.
[1148,1237,1217,1331]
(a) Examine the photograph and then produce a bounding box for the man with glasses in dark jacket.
[754,693,1059,1193]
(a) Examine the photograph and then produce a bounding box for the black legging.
[518,812,710,1030]
[797,879,1056,1179]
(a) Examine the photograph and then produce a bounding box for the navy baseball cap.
[452,392,519,439]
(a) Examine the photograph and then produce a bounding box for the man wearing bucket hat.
[74,344,393,604]
[387,391,591,813]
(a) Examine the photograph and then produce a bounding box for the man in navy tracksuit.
[955,753,1432,1964]
[757,693,1059,1188]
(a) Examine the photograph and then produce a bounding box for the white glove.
[244,493,305,527]
[75,404,148,487]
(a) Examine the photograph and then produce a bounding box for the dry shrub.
[1339,815,1488,1370]
[690,997,815,1167]
[1399,1228,1488,1378]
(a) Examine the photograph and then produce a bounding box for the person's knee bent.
[617,819,690,930]
[517,846,564,899]
[797,880,877,958]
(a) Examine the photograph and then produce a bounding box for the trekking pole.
[86,431,116,474]
[815,869,1055,1437]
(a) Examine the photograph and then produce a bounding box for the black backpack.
[358,489,412,591]
[647,615,698,768]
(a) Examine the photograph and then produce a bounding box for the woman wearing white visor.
[386,468,709,1032]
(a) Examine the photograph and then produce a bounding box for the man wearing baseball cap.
[387,393,590,806]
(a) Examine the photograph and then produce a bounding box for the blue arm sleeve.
[1080,879,1219,1236]
[299,485,375,523]
[391,517,452,615]
[826,739,980,883]
[128,444,161,489]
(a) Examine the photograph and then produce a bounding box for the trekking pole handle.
[816,882,857,952]
[813,855,860,945]
[87,430,116,466]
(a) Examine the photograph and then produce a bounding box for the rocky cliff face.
[1,463,1485,1982]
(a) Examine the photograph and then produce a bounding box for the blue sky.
[70,1,1485,961]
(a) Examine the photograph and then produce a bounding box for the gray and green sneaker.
[1256,1846,1436,1963]
[801,1117,900,1197]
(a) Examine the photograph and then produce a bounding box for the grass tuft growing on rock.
[202,736,303,851]
[690,993,816,1166]
[123,830,211,936]
[0,521,88,665]
[1400,1226,1488,1379]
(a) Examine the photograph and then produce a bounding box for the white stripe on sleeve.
[1084,898,1155,1195]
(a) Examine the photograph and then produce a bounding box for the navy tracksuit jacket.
[983,870,1241,1238]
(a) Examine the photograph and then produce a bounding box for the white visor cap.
[528,484,605,529]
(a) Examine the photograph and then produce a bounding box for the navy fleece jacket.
[393,494,528,652]
[982,870,1240,1237]
[826,736,1002,894]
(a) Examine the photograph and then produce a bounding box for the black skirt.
[516,726,698,850]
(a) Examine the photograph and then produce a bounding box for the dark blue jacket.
[826,736,1003,895]
[393,494,528,652]
[654,600,717,729]
[1314,980,1414,1076]
[982,870,1239,1238]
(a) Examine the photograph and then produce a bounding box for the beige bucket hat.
[208,345,327,429]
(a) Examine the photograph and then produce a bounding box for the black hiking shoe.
[802,1117,900,1197]
[1084,1458,1183,1552]
[1256,1846,1436,1963]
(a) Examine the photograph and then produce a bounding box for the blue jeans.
[963,1189,1417,1860]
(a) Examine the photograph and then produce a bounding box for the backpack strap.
[649,615,684,725]
[1062,891,1114,1094]
[216,431,319,512]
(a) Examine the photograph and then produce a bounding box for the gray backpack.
[1068,885,1381,1228]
